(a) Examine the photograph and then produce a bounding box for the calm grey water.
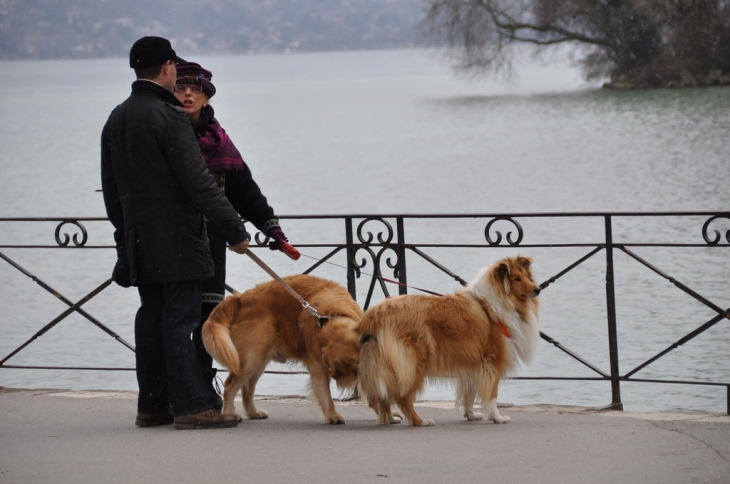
[1,49,728,414]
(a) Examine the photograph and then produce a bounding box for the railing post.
[604,215,623,410]
[345,217,357,301]
[396,216,407,295]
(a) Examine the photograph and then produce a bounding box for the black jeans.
[135,281,222,416]
[192,229,228,387]
[193,301,220,385]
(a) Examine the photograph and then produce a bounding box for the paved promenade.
[1,387,728,484]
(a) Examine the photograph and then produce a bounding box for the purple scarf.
[194,113,245,174]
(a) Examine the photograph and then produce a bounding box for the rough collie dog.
[357,256,540,426]
[202,274,363,424]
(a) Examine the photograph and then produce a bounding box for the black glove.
[267,227,288,251]
[112,258,131,288]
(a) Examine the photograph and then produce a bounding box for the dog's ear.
[321,346,334,374]
[498,261,511,294]
[321,342,359,388]
[498,261,510,278]
[517,256,532,269]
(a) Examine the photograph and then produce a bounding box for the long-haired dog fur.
[357,256,540,426]
[202,274,363,424]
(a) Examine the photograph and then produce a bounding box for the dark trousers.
[193,301,219,382]
[135,281,222,416]
[192,229,228,387]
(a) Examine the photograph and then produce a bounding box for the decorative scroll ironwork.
[2,213,729,414]
[349,245,372,279]
[356,217,394,245]
[350,217,402,306]
[350,244,401,281]
[354,217,401,279]
[702,215,730,245]
[484,216,523,246]
[54,220,88,247]
[254,230,269,246]
[351,244,402,307]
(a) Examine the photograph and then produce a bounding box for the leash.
[298,252,512,337]
[245,249,330,327]
[381,275,510,337]
[298,252,449,296]
[377,277,444,296]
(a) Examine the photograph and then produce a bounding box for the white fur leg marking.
[379,414,402,425]
[492,415,511,424]
[485,399,510,424]
[250,409,269,419]
[420,419,436,426]
[465,410,484,421]
[377,379,388,400]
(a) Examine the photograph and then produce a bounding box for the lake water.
[1,48,728,414]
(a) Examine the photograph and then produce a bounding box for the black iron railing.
[1,213,729,413]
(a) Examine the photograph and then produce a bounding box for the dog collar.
[470,294,511,339]
[497,321,511,338]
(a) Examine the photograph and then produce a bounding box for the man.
[101,36,249,430]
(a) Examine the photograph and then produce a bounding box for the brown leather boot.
[135,410,174,427]
[173,409,238,430]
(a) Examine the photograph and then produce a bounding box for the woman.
[174,61,288,393]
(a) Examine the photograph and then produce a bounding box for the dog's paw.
[377,414,402,425]
[235,414,244,423]
[326,415,346,425]
[491,415,511,424]
[418,419,436,427]
[377,411,402,424]
[465,412,484,421]
[249,410,269,420]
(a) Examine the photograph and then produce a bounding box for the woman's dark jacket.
[101,80,250,286]
[193,105,279,297]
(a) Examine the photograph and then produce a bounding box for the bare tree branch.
[420,0,730,87]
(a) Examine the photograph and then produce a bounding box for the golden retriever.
[357,256,540,426]
[202,274,363,424]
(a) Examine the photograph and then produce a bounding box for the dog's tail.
[357,332,385,403]
[358,326,418,402]
[201,296,241,375]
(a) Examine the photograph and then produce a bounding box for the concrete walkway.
[1,387,728,484]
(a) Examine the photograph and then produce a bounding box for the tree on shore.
[420,0,730,89]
